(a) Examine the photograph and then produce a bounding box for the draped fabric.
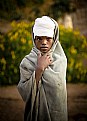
[17,16,68,121]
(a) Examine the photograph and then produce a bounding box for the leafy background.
[0,21,87,85]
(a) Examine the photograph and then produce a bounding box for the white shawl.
[17,17,68,121]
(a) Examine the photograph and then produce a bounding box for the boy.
[17,16,68,121]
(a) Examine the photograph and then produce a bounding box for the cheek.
[34,40,38,46]
[35,41,40,49]
[49,41,53,48]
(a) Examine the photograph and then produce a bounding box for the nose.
[41,39,47,45]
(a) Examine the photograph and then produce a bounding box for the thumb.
[37,52,41,59]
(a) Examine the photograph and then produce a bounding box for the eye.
[46,37,52,41]
[36,37,42,41]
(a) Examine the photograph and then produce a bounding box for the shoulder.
[20,50,37,70]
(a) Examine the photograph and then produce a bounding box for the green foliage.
[0,21,33,85]
[16,0,26,6]
[49,0,76,20]
[0,22,87,85]
[0,0,74,21]
[31,0,44,4]
[0,0,22,20]
[0,0,16,11]
[59,25,87,83]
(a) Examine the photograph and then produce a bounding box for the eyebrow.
[35,36,53,39]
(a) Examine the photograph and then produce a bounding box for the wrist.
[36,65,44,72]
[35,65,44,86]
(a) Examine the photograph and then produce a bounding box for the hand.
[37,52,52,71]
[35,52,52,86]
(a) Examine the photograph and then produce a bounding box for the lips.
[40,47,48,52]
[40,47,48,49]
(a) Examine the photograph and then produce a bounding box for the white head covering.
[33,16,55,39]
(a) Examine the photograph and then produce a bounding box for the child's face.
[34,36,53,53]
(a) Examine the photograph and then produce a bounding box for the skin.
[34,36,54,86]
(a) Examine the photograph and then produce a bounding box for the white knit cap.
[33,16,55,39]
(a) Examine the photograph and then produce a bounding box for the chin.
[41,51,47,55]
[40,50,48,53]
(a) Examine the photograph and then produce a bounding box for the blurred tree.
[0,0,16,11]
[16,0,26,6]
[0,0,22,20]
[31,0,44,4]
[49,0,76,20]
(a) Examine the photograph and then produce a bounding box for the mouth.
[40,47,48,52]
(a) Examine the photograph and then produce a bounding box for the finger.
[50,59,52,62]
[44,53,48,57]
[48,56,51,59]
[38,52,41,58]
[49,59,53,64]
[47,51,52,55]
[46,52,50,56]
[45,53,50,58]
